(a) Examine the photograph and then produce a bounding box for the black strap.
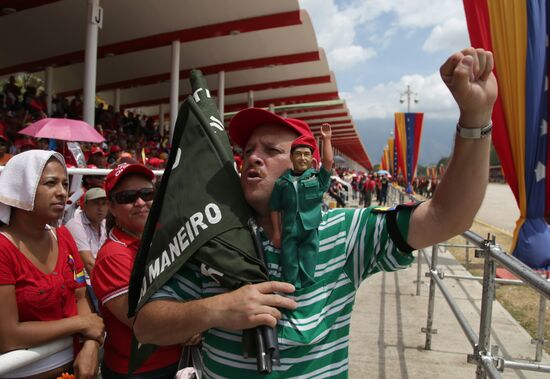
[385,203,420,254]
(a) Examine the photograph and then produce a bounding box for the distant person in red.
[233,150,243,173]
[14,137,37,153]
[87,146,108,168]
[363,174,376,207]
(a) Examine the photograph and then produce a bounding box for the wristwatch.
[456,121,493,139]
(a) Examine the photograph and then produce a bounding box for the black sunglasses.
[111,188,155,204]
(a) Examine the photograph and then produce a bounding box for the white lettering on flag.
[139,203,226,303]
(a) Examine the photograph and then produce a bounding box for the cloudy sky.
[298,0,471,166]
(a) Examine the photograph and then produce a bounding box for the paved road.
[475,183,519,234]
[349,249,549,378]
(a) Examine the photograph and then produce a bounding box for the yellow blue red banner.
[394,112,424,193]
[464,0,549,268]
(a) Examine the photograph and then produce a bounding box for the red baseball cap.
[90,146,107,156]
[109,145,122,153]
[104,162,154,197]
[291,134,316,152]
[147,157,164,168]
[228,108,319,158]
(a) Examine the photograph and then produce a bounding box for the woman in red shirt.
[92,161,186,378]
[0,150,104,379]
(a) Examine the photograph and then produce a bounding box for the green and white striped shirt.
[153,206,415,378]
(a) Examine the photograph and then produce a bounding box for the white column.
[217,70,225,117]
[114,88,121,112]
[83,0,102,126]
[247,90,254,108]
[45,66,53,116]
[268,103,275,113]
[159,104,165,137]
[169,40,180,144]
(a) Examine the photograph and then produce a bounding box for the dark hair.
[106,212,116,233]
[290,144,314,154]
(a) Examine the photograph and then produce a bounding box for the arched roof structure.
[0,0,372,169]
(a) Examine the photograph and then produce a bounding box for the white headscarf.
[0,149,66,224]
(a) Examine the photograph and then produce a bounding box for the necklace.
[117,225,142,239]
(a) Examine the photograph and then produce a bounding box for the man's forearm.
[321,138,333,171]
[134,298,215,346]
[79,250,95,275]
[408,113,491,248]
[134,281,297,346]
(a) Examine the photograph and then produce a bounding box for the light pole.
[400,85,419,112]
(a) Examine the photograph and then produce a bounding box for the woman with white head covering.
[0,150,104,379]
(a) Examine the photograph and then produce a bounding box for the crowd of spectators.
[1,76,171,171]
[325,166,440,210]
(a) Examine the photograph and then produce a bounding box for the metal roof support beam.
[114,88,121,112]
[223,99,345,118]
[247,90,254,108]
[83,0,101,128]
[159,104,165,137]
[45,66,53,116]
[218,70,225,117]
[169,40,180,144]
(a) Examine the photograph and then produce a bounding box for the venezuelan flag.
[464,0,550,268]
[394,112,424,193]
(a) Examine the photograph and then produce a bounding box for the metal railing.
[0,337,72,375]
[388,185,550,378]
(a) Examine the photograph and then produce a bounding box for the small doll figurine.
[269,123,333,288]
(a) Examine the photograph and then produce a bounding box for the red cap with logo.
[228,107,320,161]
[104,162,154,197]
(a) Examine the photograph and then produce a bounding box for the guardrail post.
[475,237,496,379]
[465,239,470,270]
[423,244,439,350]
[415,249,423,296]
[532,293,547,362]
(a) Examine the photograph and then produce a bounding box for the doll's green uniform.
[269,166,331,287]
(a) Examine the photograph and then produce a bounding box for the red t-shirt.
[0,226,86,322]
[364,179,375,192]
[91,227,181,374]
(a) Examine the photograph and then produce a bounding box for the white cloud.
[423,18,470,53]
[300,0,378,70]
[300,0,467,71]
[342,71,458,120]
[328,45,376,70]
[370,0,464,28]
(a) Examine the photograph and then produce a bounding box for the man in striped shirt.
[134,48,497,378]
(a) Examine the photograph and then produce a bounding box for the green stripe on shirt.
[154,206,415,378]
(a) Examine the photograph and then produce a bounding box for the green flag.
[127,70,272,373]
